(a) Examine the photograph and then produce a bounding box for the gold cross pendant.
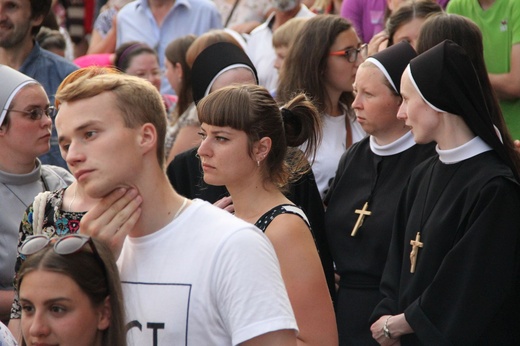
[351,202,372,236]
[409,232,424,273]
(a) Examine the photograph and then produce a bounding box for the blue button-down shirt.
[20,42,78,169]
[116,0,222,95]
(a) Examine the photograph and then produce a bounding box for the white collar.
[370,131,415,156]
[437,136,492,164]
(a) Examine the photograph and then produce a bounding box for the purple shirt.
[341,0,451,43]
[437,0,450,9]
[341,0,386,43]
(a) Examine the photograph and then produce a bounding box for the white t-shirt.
[309,112,365,199]
[118,199,297,345]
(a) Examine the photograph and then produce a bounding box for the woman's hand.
[368,31,389,57]
[213,195,234,213]
[371,313,413,346]
[514,139,520,153]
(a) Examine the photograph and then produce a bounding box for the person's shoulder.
[334,137,370,176]
[409,142,437,159]
[408,155,437,179]
[0,322,17,346]
[349,136,370,153]
[509,0,520,12]
[189,200,244,222]
[118,0,140,14]
[187,200,264,234]
[39,48,78,72]
[185,0,218,10]
[41,165,74,188]
[249,14,272,36]
[296,4,316,18]
[174,0,220,19]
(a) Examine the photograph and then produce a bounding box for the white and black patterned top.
[254,204,311,232]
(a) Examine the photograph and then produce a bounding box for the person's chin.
[202,175,224,187]
[412,133,428,145]
[84,181,112,199]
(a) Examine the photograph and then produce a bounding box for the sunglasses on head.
[19,234,104,270]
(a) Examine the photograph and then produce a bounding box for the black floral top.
[11,188,86,319]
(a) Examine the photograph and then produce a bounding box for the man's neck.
[128,169,186,238]
[147,0,175,26]
[0,38,34,70]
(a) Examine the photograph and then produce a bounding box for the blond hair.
[272,17,309,48]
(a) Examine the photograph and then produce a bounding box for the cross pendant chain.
[351,202,372,236]
[409,232,424,273]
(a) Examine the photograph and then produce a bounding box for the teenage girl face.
[20,270,110,346]
[125,52,162,92]
[398,70,439,144]
[392,17,426,49]
[323,28,362,97]
[1,84,52,161]
[352,65,403,143]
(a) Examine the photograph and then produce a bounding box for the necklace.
[351,156,389,237]
[68,185,77,211]
[173,197,188,219]
[409,160,463,273]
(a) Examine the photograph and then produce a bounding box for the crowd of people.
[1,0,519,345]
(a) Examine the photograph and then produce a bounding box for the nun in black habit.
[324,41,436,345]
[370,40,520,345]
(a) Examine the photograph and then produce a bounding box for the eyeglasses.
[19,234,103,267]
[5,106,56,120]
[329,44,368,63]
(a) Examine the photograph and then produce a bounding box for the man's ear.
[30,14,45,30]
[138,123,157,156]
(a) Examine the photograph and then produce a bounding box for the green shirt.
[448,0,520,138]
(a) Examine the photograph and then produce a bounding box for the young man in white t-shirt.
[54,73,298,345]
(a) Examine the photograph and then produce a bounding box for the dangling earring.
[257,160,260,167]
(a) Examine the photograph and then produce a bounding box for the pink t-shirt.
[74,53,113,68]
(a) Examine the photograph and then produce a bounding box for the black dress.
[371,148,520,345]
[167,147,336,300]
[325,134,435,345]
